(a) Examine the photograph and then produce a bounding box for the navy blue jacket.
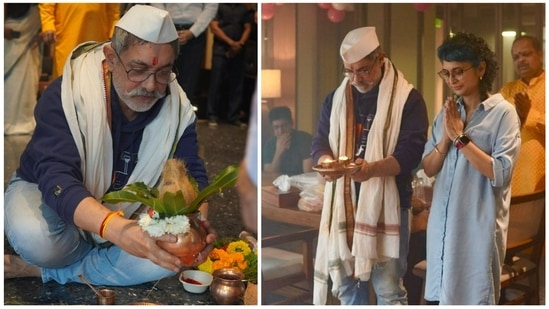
[17,77,208,225]
[311,84,428,209]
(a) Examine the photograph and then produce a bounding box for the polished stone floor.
[3,120,251,305]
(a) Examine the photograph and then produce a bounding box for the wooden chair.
[412,190,546,305]
[499,190,545,304]
[261,228,318,305]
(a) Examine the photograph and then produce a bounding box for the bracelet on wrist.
[452,134,462,145]
[434,144,447,155]
[99,210,124,239]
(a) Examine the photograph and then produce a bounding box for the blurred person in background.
[150,3,218,112]
[4,3,41,135]
[499,35,545,196]
[207,3,252,127]
[263,106,313,176]
[39,3,119,79]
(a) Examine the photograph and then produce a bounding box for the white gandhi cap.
[116,5,178,44]
[340,27,380,64]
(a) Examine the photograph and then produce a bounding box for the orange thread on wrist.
[99,210,124,239]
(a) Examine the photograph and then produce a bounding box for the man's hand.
[350,158,371,182]
[177,30,194,45]
[111,221,184,272]
[317,155,343,182]
[514,92,531,127]
[41,30,56,44]
[275,132,291,154]
[226,41,243,58]
[190,220,217,266]
[113,217,217,272]
[4,27,16,40]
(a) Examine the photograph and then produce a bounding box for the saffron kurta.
[500,71,545,196]
[422,94,521,304]
[38,3,119,78]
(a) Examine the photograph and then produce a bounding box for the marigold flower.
[197,257,213,273]
[227,240,252,256]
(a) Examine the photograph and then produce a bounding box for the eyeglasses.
[114,50,176,85]
[437,66,473,81]
[343,60,378,79]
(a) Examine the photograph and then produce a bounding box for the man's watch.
[454,133,471,150]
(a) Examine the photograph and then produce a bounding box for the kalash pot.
[210,268,246,305]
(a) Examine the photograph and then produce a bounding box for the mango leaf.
[101,182,165,210]
[188,165,239,211]
[160,190,190,217]
[100,165,239,218]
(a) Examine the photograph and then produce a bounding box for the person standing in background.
[39,3,119,79]
[150,3,218,112]
[499,35,545,196]
[241,3,258,124]
[207,3,252,127]
[4,3,42,135]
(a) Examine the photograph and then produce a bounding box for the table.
[261,182,432,305]
[262,185,431,231]
[261,182,321,228]
[262,202,321,228]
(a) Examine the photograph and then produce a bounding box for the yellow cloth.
[39,3,120,79]
[500,71,545,196]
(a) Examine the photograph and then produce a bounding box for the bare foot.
[4,254,41,278]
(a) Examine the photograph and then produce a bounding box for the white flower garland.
[137,213,191,237]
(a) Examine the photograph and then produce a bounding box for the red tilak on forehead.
[152,57,158,66]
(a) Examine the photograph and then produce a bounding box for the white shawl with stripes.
[61,42,196,244]
[313,57,412,304]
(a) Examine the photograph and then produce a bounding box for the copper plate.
[312,163,360,177]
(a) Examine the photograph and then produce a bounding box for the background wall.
[261,3,545,142]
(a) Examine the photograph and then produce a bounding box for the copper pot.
[157,214,207,266]
[210,268,246,305]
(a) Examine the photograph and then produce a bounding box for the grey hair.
[110,26,179,56]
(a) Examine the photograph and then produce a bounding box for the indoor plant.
[101,159,238,265]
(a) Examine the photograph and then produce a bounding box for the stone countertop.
[3,272,250,305]
[4,274,219,305]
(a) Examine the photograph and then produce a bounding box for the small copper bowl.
[338,156,350,166]
[97,289,115,305]
[320,159,335,169]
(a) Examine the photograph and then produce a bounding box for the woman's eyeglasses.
[437,66,473,81]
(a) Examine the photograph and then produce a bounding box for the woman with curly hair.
[421,32,521,304]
